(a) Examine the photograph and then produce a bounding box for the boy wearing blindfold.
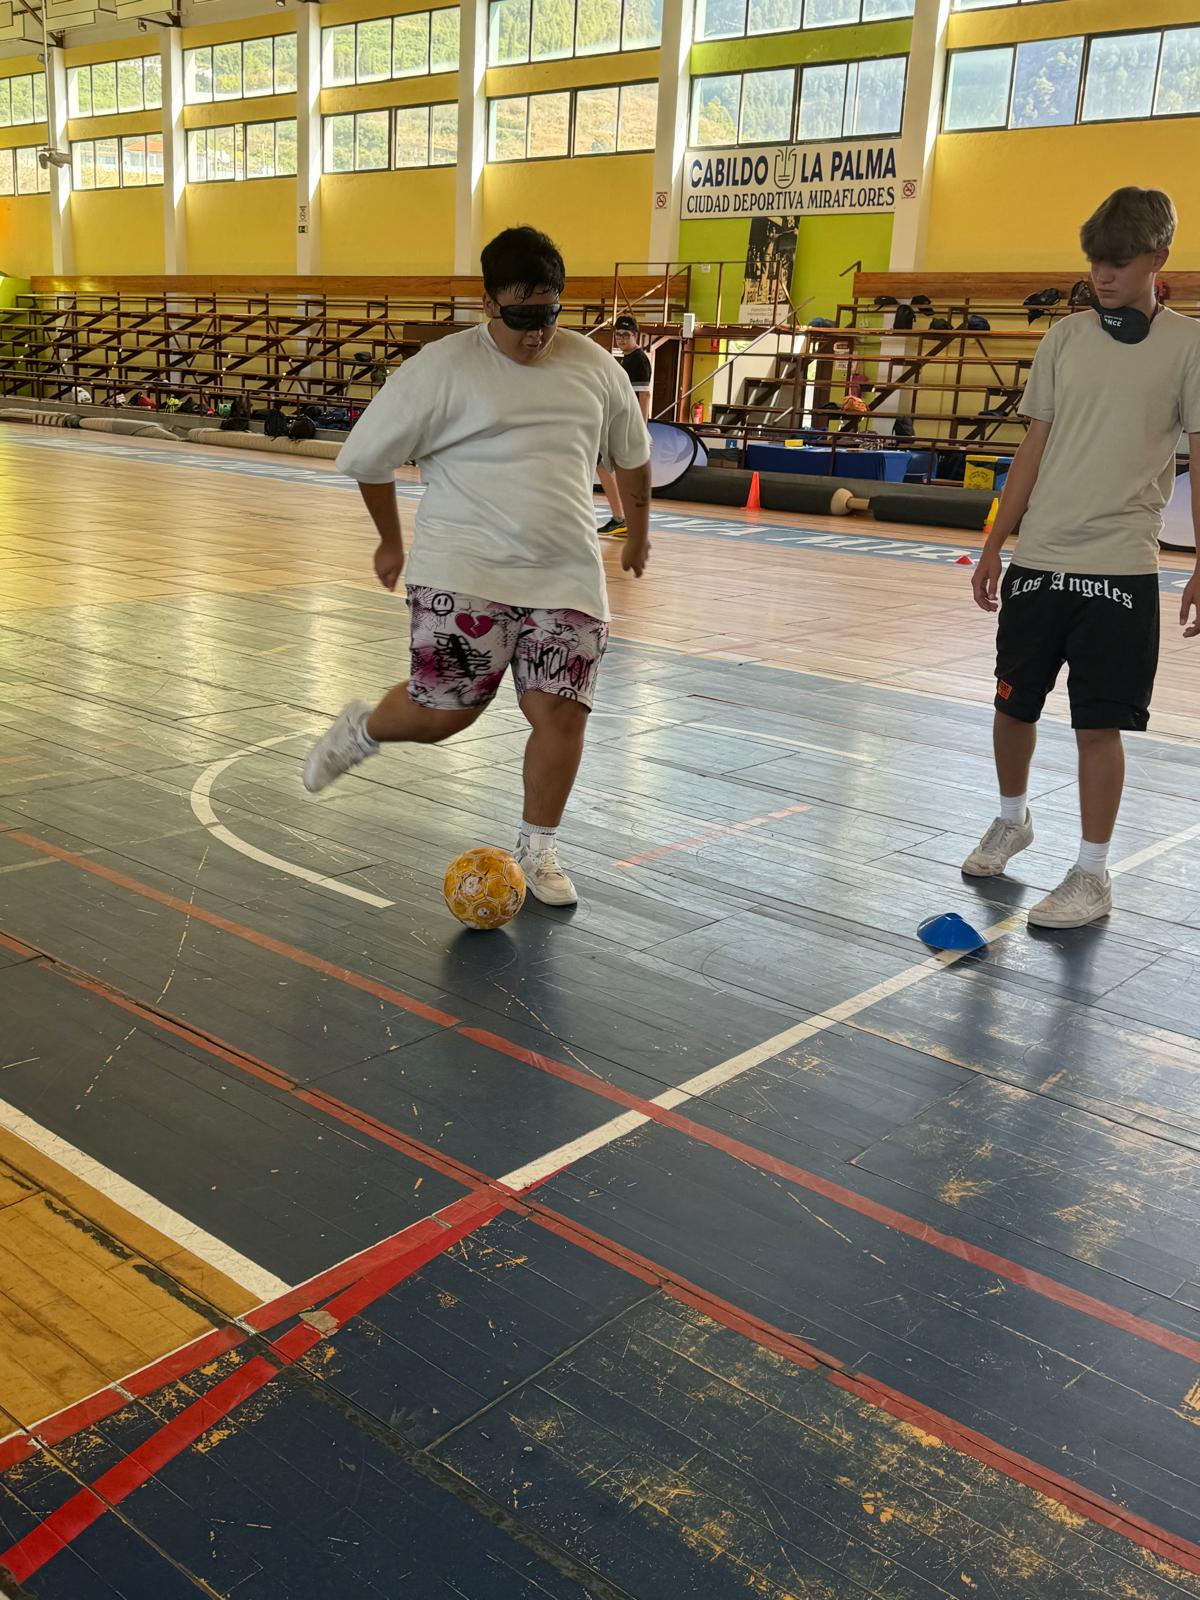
[966,187,1200,928]
[304,227,652,909]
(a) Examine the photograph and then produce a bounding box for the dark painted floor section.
[4,579,1200,1596]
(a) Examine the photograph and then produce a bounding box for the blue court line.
[7,428,1194,593]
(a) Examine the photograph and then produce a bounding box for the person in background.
[597,314,653,539]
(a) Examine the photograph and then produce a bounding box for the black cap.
[614,315,639,333]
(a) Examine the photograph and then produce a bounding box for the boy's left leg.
[512,608,610,905]
[596,464,628,539]
[1027,573,1159,929]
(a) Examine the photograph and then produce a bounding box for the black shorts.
[994,564,1160,731]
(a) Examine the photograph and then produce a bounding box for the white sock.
[1076,838,1110,877]
[519,822,557,856]
[349,704,379,754]
[999,792,1028,824]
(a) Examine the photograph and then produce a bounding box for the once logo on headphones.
[1096,305,1153,345]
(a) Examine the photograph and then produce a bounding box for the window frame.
[320,8,461,87]
[693,0,912,44]
[320,103,459,172]
[689,55,908,148]
[183,37,298,106]
[487,0,662,67]
[0,72,48,128]
[67,57,163,120]
[69,133,166,189]
[186,118,298,182]
[486,79,659,161]
[7,144,52,194]
[942,22,1200,132]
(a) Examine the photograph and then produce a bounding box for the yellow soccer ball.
[443,847,526,930]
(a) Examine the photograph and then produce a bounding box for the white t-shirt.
[336,323,651,622]
[1016,307,1200,575]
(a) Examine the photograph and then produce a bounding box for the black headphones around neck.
[1093,298,1159,345]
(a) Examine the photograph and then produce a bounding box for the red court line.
[8,827,1200,1370]
[533,1209,1200,1580]
[463,1029,1200,1368]
[0,928,40,960]
[0,1191,503,1587]
[7,831,458,1029]
[614,802,810,869]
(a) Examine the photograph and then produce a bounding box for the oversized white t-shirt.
[1016,307,1200,575]
[336,323,651,622]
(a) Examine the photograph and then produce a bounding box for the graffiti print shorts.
[406,587,610,712]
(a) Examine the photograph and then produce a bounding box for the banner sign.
[683,139,899,219]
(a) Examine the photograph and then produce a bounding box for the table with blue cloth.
[744,443,914,481]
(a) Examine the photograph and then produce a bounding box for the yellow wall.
[71,188,164,273]
[483,152,652,273]
[927,121,1200,270]
[320,168,456,272]
[185,178,296,273]
[0,197,50,276]
[946,0,1198,49]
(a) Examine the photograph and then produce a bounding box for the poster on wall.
[740,217,799,325]
[683,139,898,220]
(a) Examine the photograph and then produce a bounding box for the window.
[69,134,164,189]
[487,81,657,159]
[1009,35,1081,127]
[944,25,1199,130]
[693,56,905,145]
[943,47,1012,129]
[186,120,297,181]
[321,104,457,171]
[694,0,909,41]
[487,0,661,65]
[321,10,460,86]
[184,37,297,104]
[68,57,162,119]
[1082,32,1160,123]
[0,73,47,128]
[0,145,51,194]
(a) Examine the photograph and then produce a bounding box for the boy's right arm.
[971,418,1052,613]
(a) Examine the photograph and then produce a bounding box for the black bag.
[892,304,916,330]
[263,407,289,438]
[288,414,317,442]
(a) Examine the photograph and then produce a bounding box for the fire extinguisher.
[692,402,704,425]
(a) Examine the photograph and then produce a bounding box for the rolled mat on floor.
[756,475,855,516]
[656,465,752,505]
[80,417,177,439]
[0,408,80,428]
[865,489,994,531]
[185,428,342,459]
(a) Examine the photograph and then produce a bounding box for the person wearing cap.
[301,227,652,908]
[598,315,653,538]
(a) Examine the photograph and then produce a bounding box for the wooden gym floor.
[1,424,1200,1599]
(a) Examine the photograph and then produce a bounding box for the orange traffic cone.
[983,494,999,536]
[746,471,761,512]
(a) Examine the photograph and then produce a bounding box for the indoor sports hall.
[1,0,1199,1593]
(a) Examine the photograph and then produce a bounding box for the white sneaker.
[961,812,1034,878]
[302,700,377,793]
[1027,866,1112,929]
[515,845,578,907]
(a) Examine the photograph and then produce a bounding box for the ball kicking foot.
[303,700,377,793]
[961,812,1034,878]
[515,841,578,906]
[1027,866,1112,929]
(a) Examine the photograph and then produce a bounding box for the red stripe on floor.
[7,831,459,1029]
[0,1192,502,1586]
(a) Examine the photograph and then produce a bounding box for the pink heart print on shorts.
[456,613,495,639]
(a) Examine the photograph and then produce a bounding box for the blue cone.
[918,912,987,953]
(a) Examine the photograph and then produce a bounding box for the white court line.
[0,1096,290,1302]
[497,819,1200,1190]
[190,738,394,911]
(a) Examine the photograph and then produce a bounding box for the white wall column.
[160,29,186,274]
[295,1,322,274]
[454,0,487,275]
[45,44,73,275]
[648,0,692,272]
[889,0,951,270]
